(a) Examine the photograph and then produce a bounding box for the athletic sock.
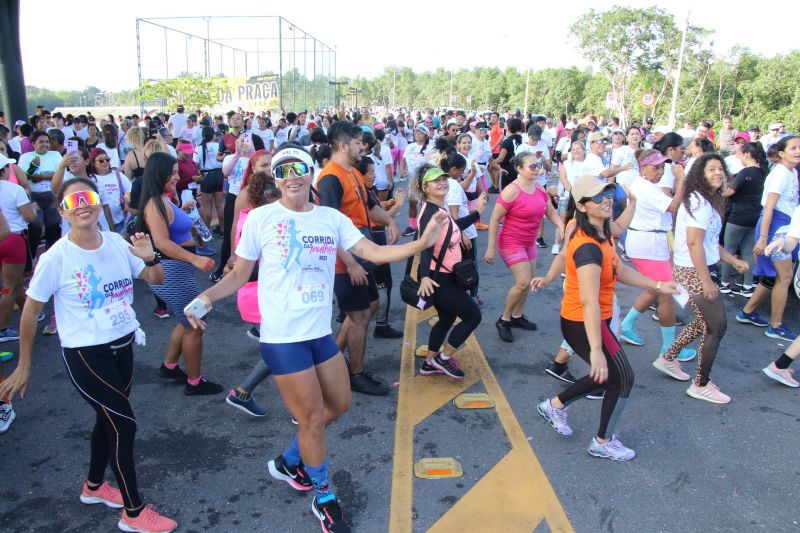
[282,435,301,468]
[409,218,417,229]
[439,353,450,360]
[660,325,676,354]
[306,461,335,503]
[186,376,202,386]
[775,353,794,370]
[164,362,178,370]
[552,361,568,374]
[621,308,642,332]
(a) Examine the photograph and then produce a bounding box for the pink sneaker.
[686,381,731,404]
[652,356,691,381]
[118,504,177,533]
[80,480,123,508]
[762,362,799,387]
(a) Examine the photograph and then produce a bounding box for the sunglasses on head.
[273,161,311,180]
[61,190,101,210]
[580,188,615,204]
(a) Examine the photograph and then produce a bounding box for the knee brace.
[760,276,776,290]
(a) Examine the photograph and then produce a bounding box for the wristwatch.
[144,253,161,267]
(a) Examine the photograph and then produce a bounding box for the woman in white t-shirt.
[618,149,693,361]
[194,126,225,233]
[0,159,37,341]
[96,125,122,169]
[610,126,641,188]
[90,148,132,233]
[52,148,114,234]
[0,177,176,532]
[656,153,749,404]
[402,125,432,235]
[554,141,588,248]
[184,146,447,533]
[18,131,63,249]
[252,117,275,152]
[739,135,800,340]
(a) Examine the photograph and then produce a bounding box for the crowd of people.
[0,103,798,532]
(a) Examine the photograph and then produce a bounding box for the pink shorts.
[630,258,673,282]
[498,243,537,267]
[0,233,27,264]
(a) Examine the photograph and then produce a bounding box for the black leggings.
[372,228,393,326]
[429,273,482,352]
[213,192,236,277]
[557,317,634,440]
[62,333,141,510]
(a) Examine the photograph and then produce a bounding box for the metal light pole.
[668,11,690,131]
[523,68,530,117]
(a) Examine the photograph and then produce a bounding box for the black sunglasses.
[580,188,615,204]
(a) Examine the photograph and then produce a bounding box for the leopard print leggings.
[664,265,728,386]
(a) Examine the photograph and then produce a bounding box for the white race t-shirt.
[370,151,392,191]
[168,113,187,139]
[446,177,477,240]
[26,232,144,348]
[626,176,673,260]
[235,202,364,343]
[95,171,132,224]
[275,127,291,148]
[18,151,62,193]
[611,146,639,188]
[724,154,744,176]
[222,154,249,196]
[253,128,275,151]
[761,164,799,216]
[657,162,677,191]
[194,142,222,171]
[403,143,428,181]
[0,181,32,232]
[584,152,608,181]
[673,192,721,267]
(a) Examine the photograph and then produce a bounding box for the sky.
[19,0,798,92]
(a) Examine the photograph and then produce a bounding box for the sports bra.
[167,201,193,244]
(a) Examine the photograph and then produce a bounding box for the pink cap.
[639,152,669,167]
[373,122,385,130]
[733,131,751,143]
[179,143,194,154]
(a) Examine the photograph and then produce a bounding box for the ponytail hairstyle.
[136,152,177,233]
[682,152,727,218]
[373,128,386,158]
[199,126,215,167]
[419,133,430,155]
[440,152,467,174]
[740,142,768,176]
[653,132,684,157]
[692,137,715,155]
[247,170,280,208]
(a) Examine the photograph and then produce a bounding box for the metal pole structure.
[0,0,27,126]
[449,70,454,107]
[164,28,169,78]
[668,11,690,131]
[219,43,223,76]
[233,48,236,78]
[278,18,283,111]
[245,52,249,77]
[136,18,143,114]
[185,34,189,75]
[523,68,530,117]
[205,17,209,77]
[303,33,307,111]
[392,67,396,109]
[313,40,317,111]
[292,27,296,111]
[256,40,260,75]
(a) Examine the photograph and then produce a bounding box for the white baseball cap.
[0,153,17,170]
[271,146,314,171]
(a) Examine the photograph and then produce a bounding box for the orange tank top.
[561,226,617,321]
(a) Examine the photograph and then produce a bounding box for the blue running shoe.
[765,324,797,341]
[620,328,644,346]
[196,246,217,257]
[0,328,20,343]
[676,348,697,362]
[736,310,768,327]
[225,389,266,417]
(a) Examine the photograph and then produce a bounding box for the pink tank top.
[496,182,548,249]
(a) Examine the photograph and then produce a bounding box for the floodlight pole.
[668,11,690,131]
[136,18,143,114]
[278,17,284,111]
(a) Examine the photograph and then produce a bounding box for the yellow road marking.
[390,306,574,533]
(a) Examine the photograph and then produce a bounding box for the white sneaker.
[537,399,572,436]
[551,244,560,255]
[652,355,691,381]
[762,363,799,388]
[588,435,635,461]
[0,403,16,433]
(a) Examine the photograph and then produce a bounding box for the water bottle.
[180,190,213,242]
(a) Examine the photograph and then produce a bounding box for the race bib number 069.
[289,284,327,310]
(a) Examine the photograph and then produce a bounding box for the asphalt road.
[2,191,799,533]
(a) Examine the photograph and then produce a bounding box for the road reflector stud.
[453,393,495,409]
[414,458,463,479]
[415,345,428,357]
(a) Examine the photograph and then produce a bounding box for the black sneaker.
[586,391,605,400]
[158,363,187,382]
[267,455,313,492]
[496,318,513,342]
[374,324,404,339]
[184,377,223,396]
[247,326,260,341]
[733,285,754,298]
[718,282,732,294]
[431,354,465,379]
[209,271,223,283]
[487,186,500,194]
[536,237,547,249]
[311,495,351,533]
[419,360,445,376]
[402,227,416,237]
[544,362,576,384]
[510,315,537,331]
[349,372,389,396]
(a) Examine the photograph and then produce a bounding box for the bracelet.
[759,235,768,240]
[144,254,161,267]
[655,281,663,293]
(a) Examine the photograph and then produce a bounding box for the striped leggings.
[557,317,634,439]
[62,332,141,510]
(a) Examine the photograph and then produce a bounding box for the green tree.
[139,75,218,109]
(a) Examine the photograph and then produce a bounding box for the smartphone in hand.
[184,298,212,318]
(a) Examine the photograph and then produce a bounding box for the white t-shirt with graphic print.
[236,202,364,344]
[26,232,144,348]
[673,192,721,267]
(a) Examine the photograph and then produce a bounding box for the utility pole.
[392,68,396,109]
[668,11,690,131]
[523,68,531,117]
[448,70,454,107]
